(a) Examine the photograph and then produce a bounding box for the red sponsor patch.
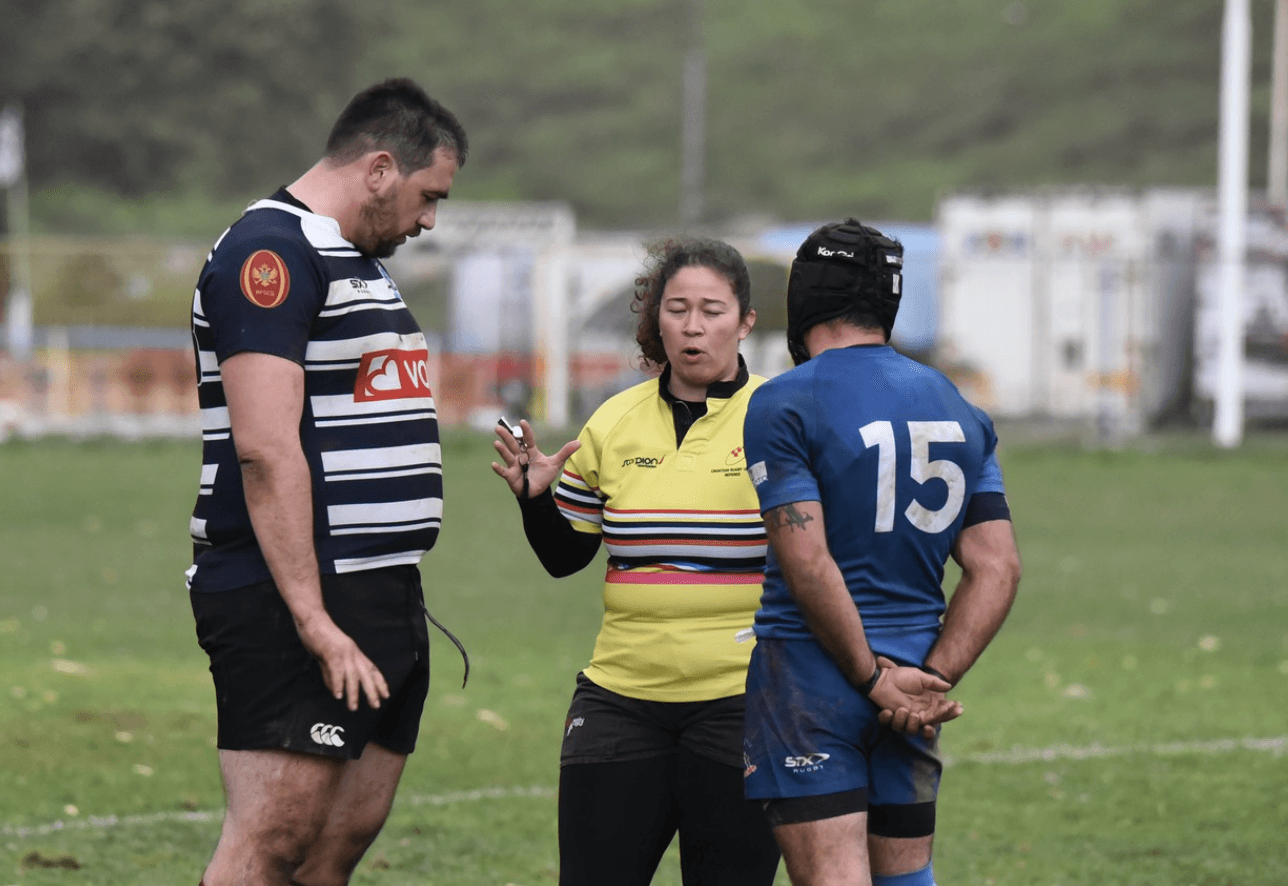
[239,250,291,308]
[354,349,434,401]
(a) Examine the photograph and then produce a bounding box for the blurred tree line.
[2,0,368,199]
[0,0,1281,237]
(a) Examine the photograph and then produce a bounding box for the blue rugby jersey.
[743,344,1006,643]
[186,190,442,593]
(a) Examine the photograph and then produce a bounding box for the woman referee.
[492,238,780,886]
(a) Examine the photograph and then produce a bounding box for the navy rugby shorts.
[191,564,430,760]
[743,635,942,821]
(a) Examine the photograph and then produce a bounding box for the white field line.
[4,736,1284,840]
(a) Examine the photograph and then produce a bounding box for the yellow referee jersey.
[554,373,768,702]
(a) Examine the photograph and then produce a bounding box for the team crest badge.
[239,250,291,308]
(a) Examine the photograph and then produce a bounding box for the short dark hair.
[326,78,469,172]
[632,238,752,367]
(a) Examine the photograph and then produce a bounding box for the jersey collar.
[657,354,750,405]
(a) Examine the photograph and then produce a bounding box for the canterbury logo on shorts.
[310,722,346,747]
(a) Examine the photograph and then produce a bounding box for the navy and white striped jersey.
[186,189,442,593]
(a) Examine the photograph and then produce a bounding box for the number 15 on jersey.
[859,420,966,535]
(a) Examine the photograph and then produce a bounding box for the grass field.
[2,430,1287,885]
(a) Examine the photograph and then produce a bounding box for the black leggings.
[558,748,781,886]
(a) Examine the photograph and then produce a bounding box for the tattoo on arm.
[767,503,813,532]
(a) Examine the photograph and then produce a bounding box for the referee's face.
[658,265,755,401]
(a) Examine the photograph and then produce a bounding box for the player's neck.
[284,160,366,238]
[804,323,887,357]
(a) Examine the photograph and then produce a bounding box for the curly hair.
[632,238,753,367]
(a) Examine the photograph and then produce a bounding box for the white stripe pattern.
[327,498,443,535]
[201,407,230,440]
[602,543,764,560]
[189,517,208,542]
[606,522,764,537]
[334,550,427,573]
[199,464,218,495]
[196,349,220,382]
[305,332,425,364]
[321,443,441,482]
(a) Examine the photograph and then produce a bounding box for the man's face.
[354,147,459,259]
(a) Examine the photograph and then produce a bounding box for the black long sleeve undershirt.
[518,358,748,578]
[517,487,602,577]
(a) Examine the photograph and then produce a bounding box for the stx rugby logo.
[310,723,345,748]
[355,349,433,402]
[621,455,666,468]
[784,752,830,770]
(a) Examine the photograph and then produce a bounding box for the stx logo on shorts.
[310,723,346,747]
[784,753,829,770]
[355,349,433,402]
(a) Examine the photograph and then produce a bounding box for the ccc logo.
[310,723,346,748]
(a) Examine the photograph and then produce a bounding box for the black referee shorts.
[191,564,430,760]
[560,672,748,770]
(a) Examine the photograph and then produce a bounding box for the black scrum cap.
[785,218,903,365]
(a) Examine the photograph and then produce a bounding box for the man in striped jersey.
[186,79,466,886]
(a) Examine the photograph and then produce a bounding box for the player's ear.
[364,152,397,192]
[739,308,756,340]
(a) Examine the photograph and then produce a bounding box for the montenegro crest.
[239,250,291,308]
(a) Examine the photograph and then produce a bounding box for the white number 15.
[858,420,965,534]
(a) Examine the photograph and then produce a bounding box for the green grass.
[3,432,1287,884]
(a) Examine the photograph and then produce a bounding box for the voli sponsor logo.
[355,349,433,402]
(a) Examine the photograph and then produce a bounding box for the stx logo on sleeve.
[354,349,434,402]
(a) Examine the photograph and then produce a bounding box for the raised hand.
[491,418,581,500]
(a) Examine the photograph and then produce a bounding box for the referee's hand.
[296,615,391,712]
[491,419,581,500]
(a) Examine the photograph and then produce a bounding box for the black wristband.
[856,666,883,696]
[921,664,952,686]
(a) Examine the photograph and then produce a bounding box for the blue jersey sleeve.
[200,223,325,366]
[743,377,821,513]
[972,405,1006,495]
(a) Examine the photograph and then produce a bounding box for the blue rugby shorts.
[742,635,942,809]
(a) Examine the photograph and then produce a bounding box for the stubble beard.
[356,189,402,259]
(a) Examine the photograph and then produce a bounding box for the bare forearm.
[765,501,877,685]
[925,520,1021,684]
[786,560,878,687]
[240,450,327,626]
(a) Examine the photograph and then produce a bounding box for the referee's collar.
[658,355,750,404]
